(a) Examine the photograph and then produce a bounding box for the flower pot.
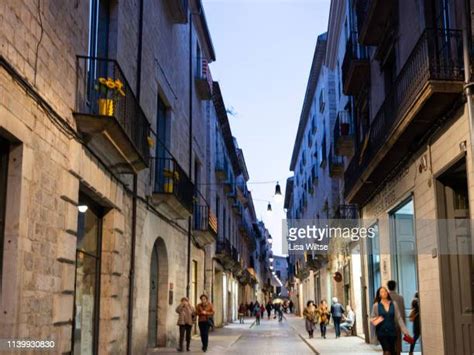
[340,122,350,136]
[164,181,174,193]
[98,98,114,116]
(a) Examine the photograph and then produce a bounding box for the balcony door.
[436,159,473,354]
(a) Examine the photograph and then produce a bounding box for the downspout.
[463,0,474,171]
[186,8,193,298]
[127,0,144,353]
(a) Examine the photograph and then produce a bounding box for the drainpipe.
[463,3,474,146]
[127,0,144,353]
[186,8,193,298]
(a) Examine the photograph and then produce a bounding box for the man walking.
[387,280,406,355]
[330,297,344,338]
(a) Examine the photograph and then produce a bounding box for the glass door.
[73,194,103,355]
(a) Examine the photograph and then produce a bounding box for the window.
[157,96,169,156]
[319,90,325,113]
[0,138,9,294]
[216,196,220,237]
[367,223,381,306]
[196,42,202,78]
[192,260,198,307]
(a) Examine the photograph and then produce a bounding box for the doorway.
[436,158,473,354]
[148,238,169,348]
[390,198,419,352]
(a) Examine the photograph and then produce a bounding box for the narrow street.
[149,314,382,354]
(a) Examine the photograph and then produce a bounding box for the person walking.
[371,286,410,355]
[408,292,421,355]
[249,301,254,316]
[303,301,318,338]
[254,301,262,325]
[175,297,195,352]
[387,280,405,355]
[238,303,246,324]
[289,300,294,314]
[196,294,214,353]
[340,305,355,336]
[265,301,273,319]
[317,300,330,339]
[330,297,344,338]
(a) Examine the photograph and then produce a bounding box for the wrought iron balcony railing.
[193,191,218,237]
[74,56,151,172]
[345,29,464,200]
[342,31,369,95]
[152,155,194,213]
[334,110,355,156]
[196,59,213,99]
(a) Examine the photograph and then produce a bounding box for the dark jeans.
[378,335,397,354]
[198,321,210,350]
[267,310,271,319]
[255,315,260,325]
[409,333,420,353]
[320,322,327,337]
[333,316,342,337]
[178,324,192,350]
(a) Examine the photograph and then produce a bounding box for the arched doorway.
[148,238,168,348]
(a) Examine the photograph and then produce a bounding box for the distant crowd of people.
[238,299,295,325]
[302,280,421,355]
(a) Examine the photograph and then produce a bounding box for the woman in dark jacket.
[371,286,410,355]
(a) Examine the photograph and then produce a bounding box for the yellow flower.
[98,77,107,85]
[147,137,155,147]
[106,78,115,89]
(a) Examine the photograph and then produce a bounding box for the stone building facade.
[287,0,473,353]
[0,1,266,354]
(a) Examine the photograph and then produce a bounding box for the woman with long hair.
[371,286,410,355]
[317,299,330,339]
[303,300,318,338]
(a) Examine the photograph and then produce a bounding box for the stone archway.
[147,237,168,348]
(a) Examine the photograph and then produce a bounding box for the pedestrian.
[260,303,265,319]
[175,297,195,352]
[303,301,318,338]
[289,300,294,314]
[196,294,214,353]
[330,297,344,338]
[265,301,273,319]
[387,280,405,355]
[246,302,251,317]
[371,286,410,355]
[283,300,288,313]
[276,303,283,322]
[238,303,246,324]
[249,301,254,316]
[408,292,421,355]
[340,305,355,336]
[254,301,261,325]
[317,300,330,339]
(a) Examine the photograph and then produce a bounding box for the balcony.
[345,29,464,204]
[215,153,229,181]
[342,31,369,95]
[151,154,194,219]
[334,111,355,156]
[164,0,188,23]
[329,147,344,178]
[356,0,395,46]
[232,200,243,216]
[335,204,359,220]
[236,181,249,206]
[215,239,234,270]
[226,183,237,202]
[239,219,251,237]
[195,59,213,100]
[193,193,218,247]
[73,56,150,173]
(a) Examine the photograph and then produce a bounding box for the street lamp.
[269,257,274,263]
[78,205,88,213]
[274,182,282,203]
[267,202,272,212]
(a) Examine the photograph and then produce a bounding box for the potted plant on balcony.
[163,168,180,193]
[95,77,126,116]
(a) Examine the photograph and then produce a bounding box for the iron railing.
[216,238,232,256]
[345,29,463,195]
[75,56,151,163]
[193,191,218,235]
[334,110,354,145]
[341,31,369,90]
[152,156,194,212]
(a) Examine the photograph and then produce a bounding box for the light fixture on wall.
[269,257,274,263]
[78,205,88,213]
